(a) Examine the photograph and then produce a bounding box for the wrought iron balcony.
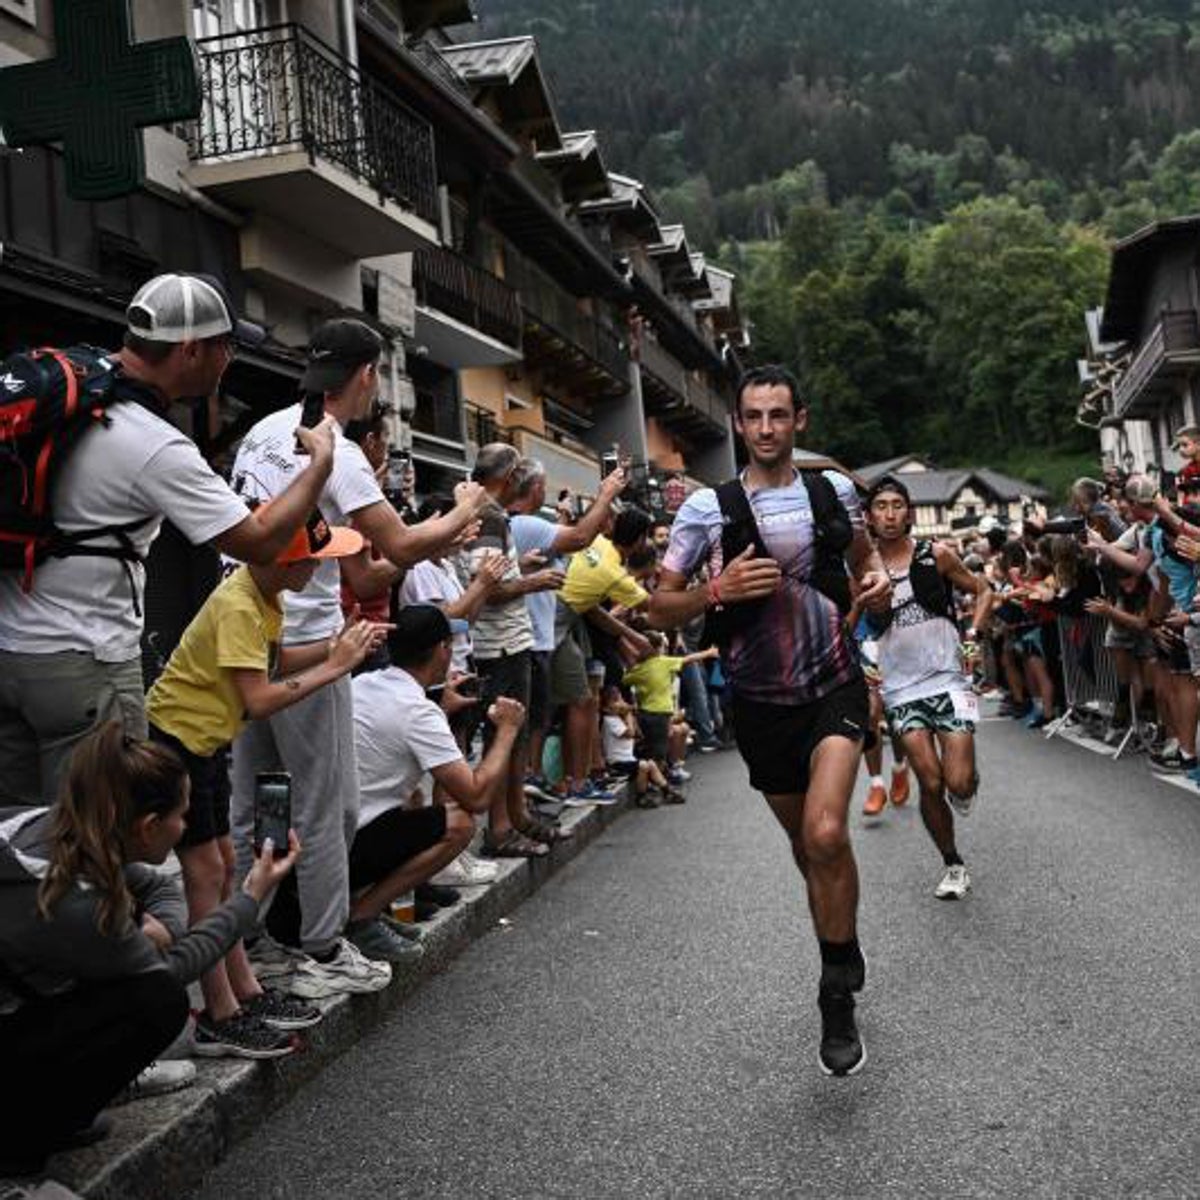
[464,402,511,448]
[1113,310,1200,420]
[188,24,438,256]
[502,248,629,397]
[414,248,523,351]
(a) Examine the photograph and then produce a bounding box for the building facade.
[1079,217,1200,480]
[856,456,1047,538]
[0,0,749,504]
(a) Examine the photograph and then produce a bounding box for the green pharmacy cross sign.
[0,0,201,201]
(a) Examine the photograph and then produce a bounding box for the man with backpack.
[864,475,992,901]
[648,365,890,1078]
[0,273,337,805]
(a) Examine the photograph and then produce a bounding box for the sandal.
[516,816,574,844]
[482,829,549,859]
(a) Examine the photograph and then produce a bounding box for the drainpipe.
[339,0,359,68]
[176,172,246,228]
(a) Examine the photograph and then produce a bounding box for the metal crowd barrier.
[1044,613,1145,758]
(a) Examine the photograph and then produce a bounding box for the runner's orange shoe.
[890,767,910,808]
[863,782,887,818]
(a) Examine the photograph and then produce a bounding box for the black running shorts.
[731,678,869,796]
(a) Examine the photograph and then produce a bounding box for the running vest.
[865,539,955,636]
[704,470,853,648]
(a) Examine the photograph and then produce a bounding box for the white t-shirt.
[353,666,463,828]
[230,403,384,645]
[399,559,473,674]
[510,514,562,653]
[602,713,636,764]
[0,400,248,662]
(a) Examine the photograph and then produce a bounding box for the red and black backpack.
[0,345,154,596]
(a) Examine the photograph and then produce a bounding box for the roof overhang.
[578,172,662,241]
[1101,215,1200,344]
[439,36,563,151]
[536,131,611,204]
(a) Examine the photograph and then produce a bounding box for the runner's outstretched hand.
[717,545,781,603]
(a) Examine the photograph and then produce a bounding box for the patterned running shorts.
[887,690,977,737]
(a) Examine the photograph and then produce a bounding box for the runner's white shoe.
[286,938,392,999]
[934,864,971,900]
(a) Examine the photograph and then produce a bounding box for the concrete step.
[31,791,633,1200]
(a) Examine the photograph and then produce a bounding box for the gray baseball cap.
[127,273,265,346]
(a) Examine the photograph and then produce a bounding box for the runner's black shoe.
[820,943,866,994]
[817,986,866,1077]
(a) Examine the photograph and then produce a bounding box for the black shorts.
[148,725,230,849]
[348,804,448,890]
[731,678,869,795]
[479,650,532,749]
[636,711,671,762]
[528,650,553,735]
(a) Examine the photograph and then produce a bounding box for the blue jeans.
[680,661,716,745]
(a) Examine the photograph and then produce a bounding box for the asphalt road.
[191,718,1200,1199]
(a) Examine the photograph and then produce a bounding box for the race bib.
[950,690,979,723]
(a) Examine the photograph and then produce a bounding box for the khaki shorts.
[551,600,592,705]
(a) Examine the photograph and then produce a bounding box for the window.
[192,0,273,38]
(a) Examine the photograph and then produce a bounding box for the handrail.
[189,23,439,225]
[414,247,522,348]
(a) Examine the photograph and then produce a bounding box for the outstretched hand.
[243,829,301,902]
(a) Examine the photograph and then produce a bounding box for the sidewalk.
[22,791,635,1200]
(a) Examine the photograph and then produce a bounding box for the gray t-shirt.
[457,500,532,660]
[0,398,247,661]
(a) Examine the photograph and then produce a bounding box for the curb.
[40,792,632,1200]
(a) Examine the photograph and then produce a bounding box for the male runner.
[650,365,890,1077]
[865,476,991,900]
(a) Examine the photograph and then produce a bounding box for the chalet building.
[0,0,749,503]
[1080,216,1200,480]
[856,456,1047,538]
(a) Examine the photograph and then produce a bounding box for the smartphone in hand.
[254,771,292,859]
[296,393,325,453]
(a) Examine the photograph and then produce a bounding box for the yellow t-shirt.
[623,655,685,715]
[560,535,648,615]
[146,566,283,756]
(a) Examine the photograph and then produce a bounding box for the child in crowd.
[0,723,298,1175]
[622,633,718,785]
[145,509,390,1057]
[600,688,682,807]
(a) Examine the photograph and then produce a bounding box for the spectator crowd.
[0,277,728,1180]
[3,271,1192,1181]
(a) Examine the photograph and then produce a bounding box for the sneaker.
[246,933,306,984]
[192,1011,295,1059]
[862,783,887,819]
[697,740,720,754]
[109,1059,197,1105]
[287,938,393,999]
[523,774,556,802]
[1150,748,1188,773]
[346,919,425,965]
[668,764,692,783]
[562,781,620,808]
[380,913,424,941]
[241,988,323,1031]
[934,863,971,900]
[432,851,499,887]
[817,987,865,1077]
[889,767,910,808]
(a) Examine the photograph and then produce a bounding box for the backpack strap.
[798,470,852,614]
[715,477,768,568]
[910,539,957,625]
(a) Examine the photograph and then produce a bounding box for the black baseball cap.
[867,474,911,506]
[300,318,384,392]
